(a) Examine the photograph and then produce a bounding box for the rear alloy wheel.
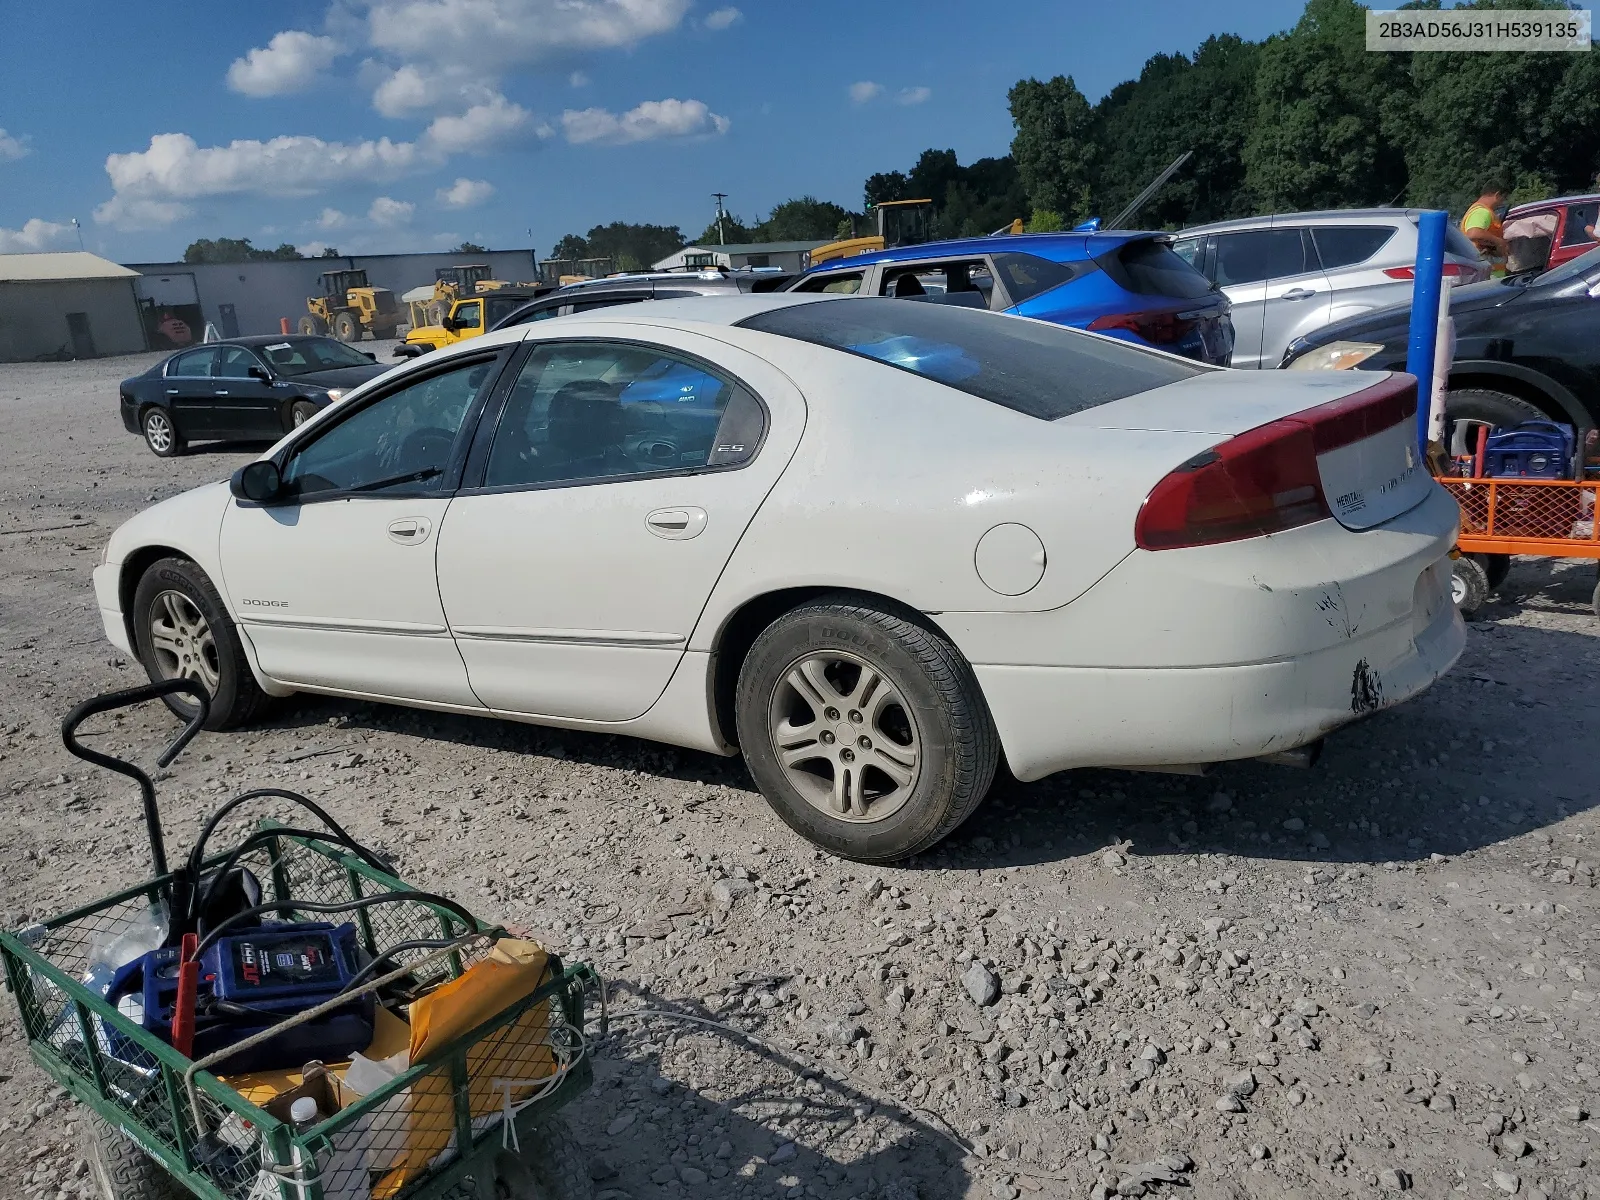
[290,400,319,428]
[1451,554,1490,616]
[736,595,998,862]
[141,407,184,457]
[332,311,359,341]
[133,557,271,729]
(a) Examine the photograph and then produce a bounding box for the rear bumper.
[120,396,139,433]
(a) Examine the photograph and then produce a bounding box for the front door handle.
[166,388,180,395]
[645,507,708,540]
[1280,287,1317,300]
[387,516,433,545]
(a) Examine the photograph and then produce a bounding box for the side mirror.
[393,344,424,358]
[248,365,272,383]
[363,351,377,362]
[440,316,458,332]
[230,460,283,504]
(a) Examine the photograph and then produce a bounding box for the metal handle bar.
[60,679,210,880]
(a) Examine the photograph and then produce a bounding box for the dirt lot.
[1,349,1598,1200]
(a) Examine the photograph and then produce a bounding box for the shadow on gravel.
[561,981,973,1200]
[178,438,277,456]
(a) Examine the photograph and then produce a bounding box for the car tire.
[1445,388,1547,456]
[133,557,272,730]
[298,316,325,336]
[735,593,999,863]
[140,407,184,457]
[82,1114,183,1200]
[289,400,319,429]
[491,1117,594,1200]
[1451,554,1490,617]
[427,300,449,325]
[1481,553,1512,591]
[332,311,359,342]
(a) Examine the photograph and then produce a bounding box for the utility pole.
[712,193,729,245]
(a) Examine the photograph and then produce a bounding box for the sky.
[0,0,1310,264]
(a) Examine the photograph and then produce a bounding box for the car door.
[435,330,804,722]
[1258,225,1333,368]
[212,345,281,439]
[1210,227,1321,369]
[163,347,221,437]
[217,350,510,706]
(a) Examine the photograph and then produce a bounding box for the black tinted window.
[793,271,864,294]
[571,295,647,313]
[992,252,1084,303]
[170,347,218,376]
[1211,229,1311,287]
[1102,239,1215,297]
[1311,225,1395,269]
[738,298,1201,421]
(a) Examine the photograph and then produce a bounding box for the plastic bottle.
[289,1096,320,1134]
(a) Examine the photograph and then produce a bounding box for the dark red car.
[1505,193,1600,272]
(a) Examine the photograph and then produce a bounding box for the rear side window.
[1561,201,1599,247]
[793,271,864,294]
[1311,225,1396,269]
[1208,229,1311,287]
[738,298,1202,421]
[991,252,1087,303]
[1099,239,1215,298]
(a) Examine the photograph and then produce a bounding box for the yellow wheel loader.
[804,199,936,268]
[300,269,401,341]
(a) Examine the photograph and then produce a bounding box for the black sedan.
[120,336,392,457]
[1282,246,1600,452]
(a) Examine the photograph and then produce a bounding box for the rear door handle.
[645,507,707,540]
[387,517,432,545]
[1280,288,1317,300]
[214,390,230,396]
[166,388,180,395]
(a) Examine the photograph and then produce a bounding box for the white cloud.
[437,176,495,207]
[848,80,882,105]
[895,86,931,106]
[0,128,29,161]
[317,207,350,229]
[0,218,74,252]
[297,240,336,256]
[423,94,546,152]
[92,196,193,230]
[365,0,691,73]
[227,31,342,96]
[371,62,495,117]
[561,97,728,144]
[569,70,590,87]
[368,195,415,225]
[704,6,741,29]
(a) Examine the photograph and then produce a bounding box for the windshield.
[260,337,374,375]
[1531,244,1600,288]
[738,298,1203,420]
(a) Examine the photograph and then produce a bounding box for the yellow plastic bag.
[372,939,555,1197]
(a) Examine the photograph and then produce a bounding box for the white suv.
[1174,209,1487,369]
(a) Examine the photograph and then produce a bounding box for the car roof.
[541,292,830,326]
[1509,193,1600,212]
[1179,209,1422,235]
[812,231,1159,270]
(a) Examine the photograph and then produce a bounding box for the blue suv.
[785,232,1234,365]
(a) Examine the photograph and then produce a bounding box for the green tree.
[318,246,341,258]
[451,241,488,253]
[580,222,685,270]
[1007,75,1097,219]
[696,213,756,244]
[550,233,589,260]
[183,237,304,264]
[864,170,909,208]
[756,196,851,241]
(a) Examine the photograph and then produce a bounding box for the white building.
[652,240,832,274]
[0,252,146,362]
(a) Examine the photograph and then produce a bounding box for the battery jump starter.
[105,922,374,1073]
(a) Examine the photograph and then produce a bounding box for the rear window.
[1311,225,1396,269]
[1444,226,1482,260]
[737,298,1202,421]
[1098,239,1214,298]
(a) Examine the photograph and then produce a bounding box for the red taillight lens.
[1134,376,1416,551]
[1382,263,1469,280]
[1087,310,1196,344]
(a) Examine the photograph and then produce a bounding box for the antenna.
[712,192,729,246]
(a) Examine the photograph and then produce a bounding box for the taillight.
[1382,263,1470,280]
[1087,310,1196,344]
[1135,377,1416,551]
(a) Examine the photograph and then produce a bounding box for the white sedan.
[94,294,1463,862]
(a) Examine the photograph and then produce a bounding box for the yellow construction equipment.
[804,199,936,268]
[300,269,401,341]
[399,287,551,355]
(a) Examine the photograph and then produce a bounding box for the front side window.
[794,271,863,294]
[169,347,219,377]
[483,342,750,488]
[739,298,1202,421]
[1562,202,1599,247]
[453,300,483,330]
[880,260,998,308]
[282,358,494,498]
[1210,229,1309,287]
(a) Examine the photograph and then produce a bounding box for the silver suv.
[1173,209,1487,369]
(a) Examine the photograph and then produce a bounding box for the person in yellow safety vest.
[1461,183,1511,278]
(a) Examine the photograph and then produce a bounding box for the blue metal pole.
[1406,209,1448,452]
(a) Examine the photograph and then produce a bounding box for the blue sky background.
[0,1,1309,262]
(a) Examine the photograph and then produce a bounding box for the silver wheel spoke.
[774,718,823,768]
[149,628,183,655]
[870,743,917,788]
[785,659,837,715]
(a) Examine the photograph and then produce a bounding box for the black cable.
[336,937,461,996]
[189,892,480,964]
[193,826,396,938]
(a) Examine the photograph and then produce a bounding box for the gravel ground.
[1,349,1598,1200]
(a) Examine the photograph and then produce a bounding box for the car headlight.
[325,389,345,403]
[1286,340,1385,371]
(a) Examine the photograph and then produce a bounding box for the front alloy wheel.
[147,589,220,693]
[769,651,920,822]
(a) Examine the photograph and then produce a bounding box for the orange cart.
[1437,475,1600,617]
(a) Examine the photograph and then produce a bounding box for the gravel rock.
[710,878,755,909]
[1378,1167,1408,1191]
[963,961,1001,1007]
[1101,850,1127,868]
[1491,1169,1520,1194]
